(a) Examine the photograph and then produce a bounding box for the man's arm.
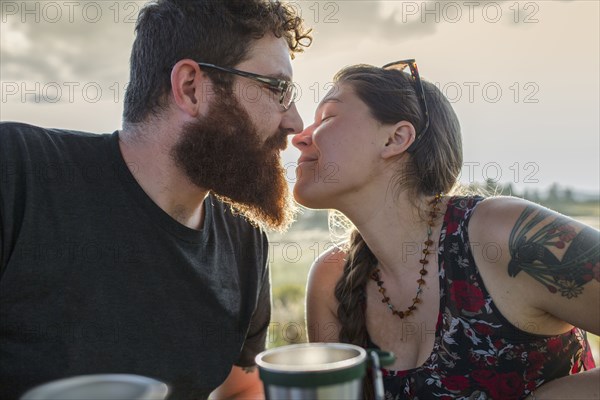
[211,234,271,399]
[209,365,264,400]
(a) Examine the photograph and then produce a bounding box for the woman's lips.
[297,156,318,165]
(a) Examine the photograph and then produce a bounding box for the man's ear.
[380,121,416,159]
[170,59,213,118]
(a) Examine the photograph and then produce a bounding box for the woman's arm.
[470,197,599,399]
[306,246,347,343]
[528,368,599,399]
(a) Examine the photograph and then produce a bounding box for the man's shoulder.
[1,121,102,142]
[0,121,110,160]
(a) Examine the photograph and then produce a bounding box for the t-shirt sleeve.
[235,236,271,367]
[0,205,4,274]
[0,127,7,274]
[0,194,4,274]
[0,123,20,276]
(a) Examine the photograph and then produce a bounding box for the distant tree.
[503,183,515,196]
[529,189,542,203]
[546,183,562,203]
[563,187,575,202]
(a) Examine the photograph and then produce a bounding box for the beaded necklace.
[369,193,443,319]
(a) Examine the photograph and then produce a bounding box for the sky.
[1,0,599,195]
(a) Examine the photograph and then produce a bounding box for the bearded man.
[0,1,311,399]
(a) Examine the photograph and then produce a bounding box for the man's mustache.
[264,130,289,152]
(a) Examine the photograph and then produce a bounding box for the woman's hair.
[333,64,462,199]
[331,64,462,398]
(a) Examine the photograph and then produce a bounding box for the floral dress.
[367,196,596,400]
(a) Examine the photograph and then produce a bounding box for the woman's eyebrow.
[314,97,342,117]
[315,96,342,120]
[320,97,342,106]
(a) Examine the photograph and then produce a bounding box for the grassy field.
[267,209,331,347]
[266,200,600,360]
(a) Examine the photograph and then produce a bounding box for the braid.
[334,229,378,399]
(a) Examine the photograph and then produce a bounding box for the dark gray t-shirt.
[0,122,271,400]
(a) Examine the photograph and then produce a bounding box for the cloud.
[1,1,136,83]
[2,0,558,85]
[302,1,439,51]
[303,0,573,53]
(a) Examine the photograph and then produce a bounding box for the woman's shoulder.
[309,244,348,283]
[306,244,348,342]
[465,195,538,241]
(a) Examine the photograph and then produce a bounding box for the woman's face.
[291,82,391,209]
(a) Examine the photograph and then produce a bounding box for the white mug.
[20,374,169,400]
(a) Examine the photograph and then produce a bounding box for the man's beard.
[171,92,296,232]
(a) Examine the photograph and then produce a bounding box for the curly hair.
[123,0,312,124]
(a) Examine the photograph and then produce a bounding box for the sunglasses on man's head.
[196,62,297,111]
[382,59,430,152]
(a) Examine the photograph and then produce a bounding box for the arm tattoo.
[508,206,600,299]
[242,366,257,374]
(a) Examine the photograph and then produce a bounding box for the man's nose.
[281,103,304,135]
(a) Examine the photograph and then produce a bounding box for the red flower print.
[528,351,545,370]
[489,372,525,400]
[485,355,496,365]
[547,337,563,354]
[450,281,485,312]
[493,339,504,349]
[446,221,459,236]
[472,369,496,387]
[471,370,525,400]
[525,367,540,381]
[442,375,470,391]
[474,322,493,336]
[571,361,579,374]
[582,346,597,368]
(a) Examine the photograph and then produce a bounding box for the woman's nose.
[291,124,314,150]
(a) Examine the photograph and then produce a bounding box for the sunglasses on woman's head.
[382,59,430,152]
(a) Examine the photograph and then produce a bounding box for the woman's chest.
[364,276,441,370]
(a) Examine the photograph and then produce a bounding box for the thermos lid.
[256,343,367,388]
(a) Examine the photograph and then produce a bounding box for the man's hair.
[123,0,312,124]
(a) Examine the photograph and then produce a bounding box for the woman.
[292,62,599,399]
